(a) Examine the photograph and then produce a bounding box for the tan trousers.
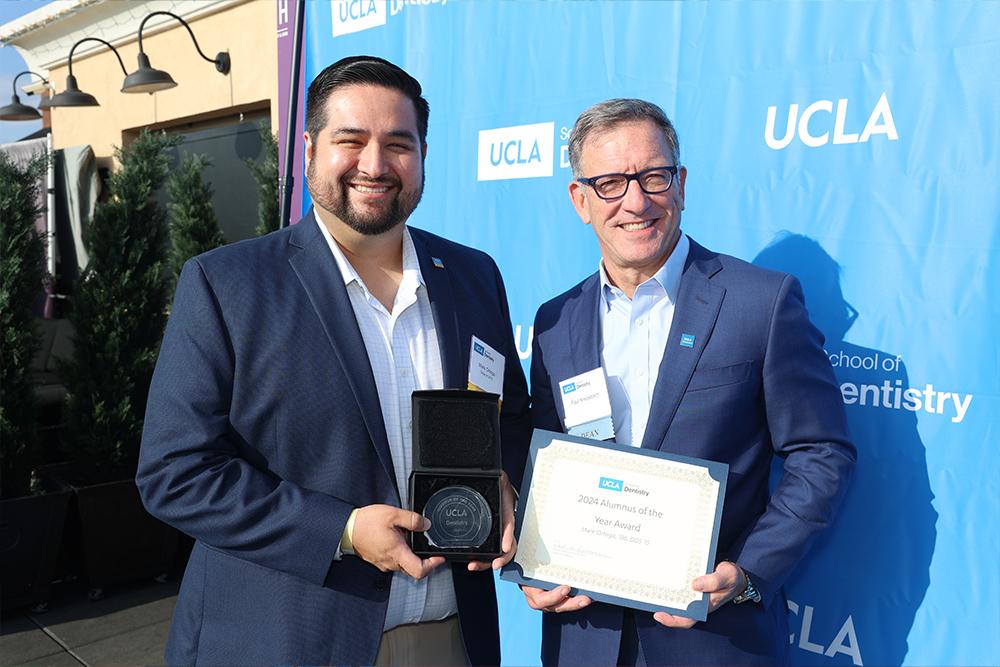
[374,615,469,667]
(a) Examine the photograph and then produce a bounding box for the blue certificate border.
[500,429,729,621]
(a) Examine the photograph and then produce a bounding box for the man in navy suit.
[521,99,855,666]
[137,56,530,666]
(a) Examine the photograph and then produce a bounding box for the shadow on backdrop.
[753,233,936,667]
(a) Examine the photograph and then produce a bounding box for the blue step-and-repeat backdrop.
[301,2,999,665]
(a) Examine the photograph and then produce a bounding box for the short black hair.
[305,55,430,147]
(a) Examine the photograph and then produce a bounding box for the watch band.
[732,565,762,605]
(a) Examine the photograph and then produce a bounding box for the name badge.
[559,368,615,441]
[468,335,505,399]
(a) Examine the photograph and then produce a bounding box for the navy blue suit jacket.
[530,238,855,666]
[137,212,531,666]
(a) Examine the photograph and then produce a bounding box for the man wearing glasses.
[521,99,855,666]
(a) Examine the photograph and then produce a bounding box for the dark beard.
[307,161,423,236]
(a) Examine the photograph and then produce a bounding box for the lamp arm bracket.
[67,37,129,77]
[138,11,230,73]
[12,70,49,94]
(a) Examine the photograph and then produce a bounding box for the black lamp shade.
[48,74,99,107]
[0,95,42,120]
[122,53,177,94]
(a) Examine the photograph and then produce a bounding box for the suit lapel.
[287,213,396,494]
[568,275,603,379]
[540,275,603,427]
[639,241,725,450]
[409,229,465,389]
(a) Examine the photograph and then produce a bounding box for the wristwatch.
[732,566,762,605]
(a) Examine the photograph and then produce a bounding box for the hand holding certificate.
[501,430,728,621]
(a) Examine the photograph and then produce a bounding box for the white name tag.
[559,368,615,440]
[468,335,505,398]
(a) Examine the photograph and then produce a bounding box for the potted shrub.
[55,130,181,597]
[0,150,72,611]
[245,123,279,236]
[167,153,226,280]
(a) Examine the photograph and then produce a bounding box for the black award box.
[408,389,503,561]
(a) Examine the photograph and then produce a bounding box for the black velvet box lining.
[412,390,500,470]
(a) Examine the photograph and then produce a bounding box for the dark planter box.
[38,464,180,594]
[0,479,72,612]
[72,478,179,592]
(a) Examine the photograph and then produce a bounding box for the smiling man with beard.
[137,56,530,666]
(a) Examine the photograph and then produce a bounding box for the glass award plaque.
[408,390,504,560]
[423,485,493,548]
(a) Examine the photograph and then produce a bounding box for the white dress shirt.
[317,218,458,630]
[599,234,690,448]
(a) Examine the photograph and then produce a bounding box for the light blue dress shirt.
[598,234,690,448]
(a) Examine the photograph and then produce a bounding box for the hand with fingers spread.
[521,585,593,614]
[350,504,446,580]
[652,560,746,629]
[468,472,518,572]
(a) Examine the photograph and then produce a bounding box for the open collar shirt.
[598,233,690,448]
[318,218,457,631]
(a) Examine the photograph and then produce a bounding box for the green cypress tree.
[60,130,179,481]
[245,123,279,236]
[168,153,226,280]
[0,151,47,498]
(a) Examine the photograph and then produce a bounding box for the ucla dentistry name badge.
[468,335,504,398]
[559,368,615,441]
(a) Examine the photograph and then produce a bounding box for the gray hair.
[567,98,681,177]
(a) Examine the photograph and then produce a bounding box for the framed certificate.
[501,430,728,621]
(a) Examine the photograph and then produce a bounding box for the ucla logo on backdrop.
[477,122,555,181]
[787,599,863,666]
[391,0,448,15]
[765,92,898,150]
[332,0,387,37]
[599,477,623,492]
[513,324,533,361]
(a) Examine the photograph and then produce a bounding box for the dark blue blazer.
[530,238,855,666]
[137,212,531,666]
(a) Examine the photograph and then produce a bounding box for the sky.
[1,0,54,145]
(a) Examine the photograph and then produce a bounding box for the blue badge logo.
[474,342,485,356]
[680,333,696,348]
[432,256,445,268]
[599,477,623,492]
[562,382,577,394]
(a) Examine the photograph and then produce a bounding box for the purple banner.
[276,0,305,223]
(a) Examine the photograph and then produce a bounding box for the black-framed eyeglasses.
[577,165,679,201]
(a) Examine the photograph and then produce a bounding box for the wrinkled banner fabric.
[301,2,1000,665]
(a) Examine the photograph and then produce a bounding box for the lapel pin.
[432,256,445,269]
[680,333,696,348]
